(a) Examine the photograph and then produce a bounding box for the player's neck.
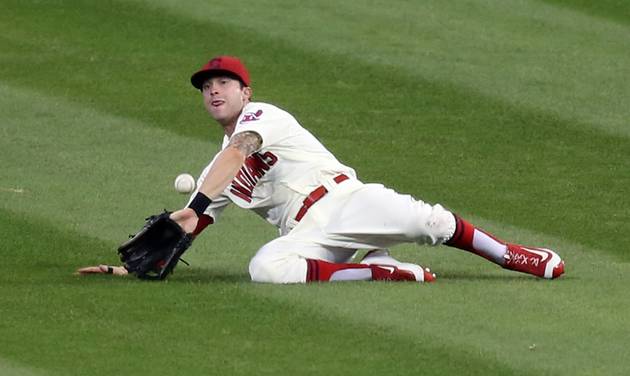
[222,122,237,137]
[220,103,248,137]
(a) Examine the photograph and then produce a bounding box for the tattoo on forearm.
[228,131,262,156]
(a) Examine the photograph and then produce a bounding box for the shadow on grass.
[70,267,575,285]
[65,267,250,285]
[440,270,576,282]
[168,268,250,284]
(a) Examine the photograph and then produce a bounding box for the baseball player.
[79,55,565,283]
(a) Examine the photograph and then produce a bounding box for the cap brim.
[190,69,246,90]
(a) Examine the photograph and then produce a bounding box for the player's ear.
[242,86,252,101]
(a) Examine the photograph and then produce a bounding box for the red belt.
[294,174,349,222]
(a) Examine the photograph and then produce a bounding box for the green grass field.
[1,0,629,375]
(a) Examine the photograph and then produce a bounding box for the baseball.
[174,173,196,194]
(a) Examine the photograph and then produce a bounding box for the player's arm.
[170,131,262,233]
[76,264,128,276]
[196,131,262,198]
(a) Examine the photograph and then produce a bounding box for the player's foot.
[502,244,564,279]
[361,250,436,282]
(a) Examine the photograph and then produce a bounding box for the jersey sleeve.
[231,103,293,151]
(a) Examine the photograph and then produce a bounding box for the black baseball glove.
[118,211,193,280]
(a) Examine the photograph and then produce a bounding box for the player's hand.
[169,208,198,234]
[76,264,128,276]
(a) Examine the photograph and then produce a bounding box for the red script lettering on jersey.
[230,151,277,202]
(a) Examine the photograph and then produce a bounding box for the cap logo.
[210,58,222,68]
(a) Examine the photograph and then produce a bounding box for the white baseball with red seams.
[174,173,196,194]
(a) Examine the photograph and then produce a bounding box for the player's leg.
[248,238,434,284]
[444,215,564,279]
[320,184,564,279]
[305,258,435,282]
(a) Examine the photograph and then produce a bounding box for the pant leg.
[249,183,456,283]
[294,183,457,250]
[248,237,356,284]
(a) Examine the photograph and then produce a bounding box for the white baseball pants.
[248,181,456,283]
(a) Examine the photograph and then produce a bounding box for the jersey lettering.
[230,180,253,202]
[260,151,278,166]
[234,170,254,191]
[229,151,278,203]
[245,162,264,181]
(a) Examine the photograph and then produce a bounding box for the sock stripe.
[306,258,319,282]
[448,216,464,245]
[306,259,313,282]
[446,215,474,248]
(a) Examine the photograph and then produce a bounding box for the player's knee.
[414,203,456,245]
[248,255,306,284]
[248,255,275,283]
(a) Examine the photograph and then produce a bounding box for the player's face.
[202,76,252,126]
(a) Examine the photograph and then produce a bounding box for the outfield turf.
[1,1,629,375]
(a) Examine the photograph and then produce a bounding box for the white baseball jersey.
[193,102,360,235]
[191,101,456,283]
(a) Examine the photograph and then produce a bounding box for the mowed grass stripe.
[4,0,628,137]
[1,1,628,260]
[0,82,216,242]
[540,0,630,25]
[0,210,531,376]
[136,0,630,138]
[0,358,47,376]
[0,0,217,140]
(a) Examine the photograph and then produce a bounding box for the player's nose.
[203,83,220,96]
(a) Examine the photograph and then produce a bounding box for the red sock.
[305,259,416,282]
[445,215,507,265]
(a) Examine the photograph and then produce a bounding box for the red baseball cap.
[190,56,251,89]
